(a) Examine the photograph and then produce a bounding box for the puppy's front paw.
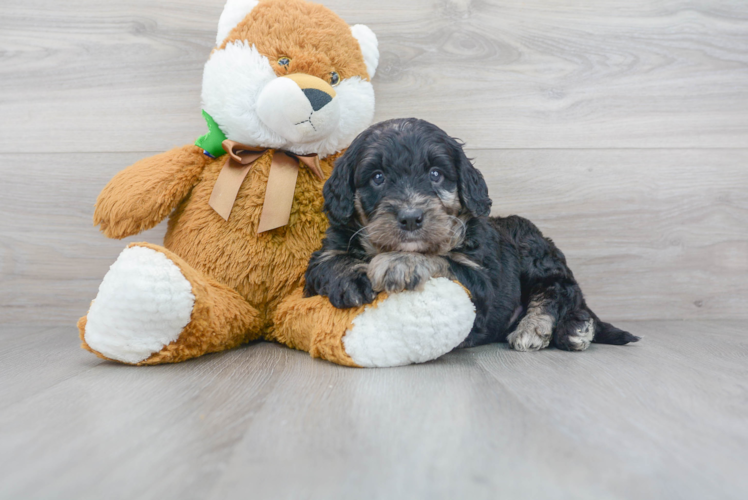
[327,272,377,309]
[367,253,434,293]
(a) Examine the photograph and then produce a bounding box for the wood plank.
[471,320,748,500]
[1,0,748,152]
[0,325,101,410]
[208,321,748,500]
[476,321,748,498]
[1,321,746,499]
[1,149,745,324]
[1,1,747,499]
[475,148,748,321]
[0,339,293,500]
[0,152,168,326]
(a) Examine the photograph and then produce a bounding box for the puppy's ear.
[452,140,492,217]
[324,144,360,226]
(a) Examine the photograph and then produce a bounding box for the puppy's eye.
[278,57,291,67]
[429,168,444,183]
[330,71,341,86]
[371,171,385,186]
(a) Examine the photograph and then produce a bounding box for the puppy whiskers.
[448,215,467,234]
[347,226,368,253]
[447,215,467,247]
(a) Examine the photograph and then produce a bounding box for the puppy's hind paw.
[507,310,554,352]
[554,318,595,352]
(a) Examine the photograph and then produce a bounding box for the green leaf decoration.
[195,110,228,158]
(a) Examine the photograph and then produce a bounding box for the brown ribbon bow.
[208,140,324,233]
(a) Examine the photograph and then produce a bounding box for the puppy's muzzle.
[398,208,424,231]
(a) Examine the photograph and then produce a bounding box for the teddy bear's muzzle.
[256,73,340,144]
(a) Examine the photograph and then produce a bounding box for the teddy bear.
[78,0,477,368]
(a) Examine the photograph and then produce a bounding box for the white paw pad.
[343,278,476,368]
[84,246,195,364]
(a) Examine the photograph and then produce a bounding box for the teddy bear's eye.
[330,71,341,86]
[278,57,291,67]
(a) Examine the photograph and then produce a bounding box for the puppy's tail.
[588,310,640,345]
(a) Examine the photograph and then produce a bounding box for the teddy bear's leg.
[78,243,262,365]
[272,278,476,368]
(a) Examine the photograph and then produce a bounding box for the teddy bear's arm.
[94,145,210,239]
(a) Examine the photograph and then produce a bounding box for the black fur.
[322,127,365,226]
[454,143,492,218]
[305,118,639,350]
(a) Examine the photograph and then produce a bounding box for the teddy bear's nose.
[303,88,333,111]
[282,73,336,112]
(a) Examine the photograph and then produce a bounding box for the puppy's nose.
[398,209,424,231]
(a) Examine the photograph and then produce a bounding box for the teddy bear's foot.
[274,278,475,368]
[341,278,476,367]
[82,245,195,364]
[80,243,261,365]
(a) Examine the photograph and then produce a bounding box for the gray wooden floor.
[2,0,748,498]
[1,321,747,500]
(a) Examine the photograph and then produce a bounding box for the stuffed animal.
[78,0,476,368]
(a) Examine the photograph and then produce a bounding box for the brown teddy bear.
[78,0,476,368]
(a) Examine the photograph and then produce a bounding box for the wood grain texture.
[1,321,746,499]
[475,148,748,320]
[1,0,745,321]
[2,149,745,324]
[1,2,747,499]
[1,0,748,152]
[0,152,168,326]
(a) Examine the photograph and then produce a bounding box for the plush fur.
[203,0,376,157]
[216,0,259,46]
[84,246,196,364]
[79,0,475,368]
[305,118,641,351]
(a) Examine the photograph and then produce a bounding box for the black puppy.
[304,118,639,351]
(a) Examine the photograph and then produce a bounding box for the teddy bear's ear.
[351,25,379,79]
[216,0,259,46]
